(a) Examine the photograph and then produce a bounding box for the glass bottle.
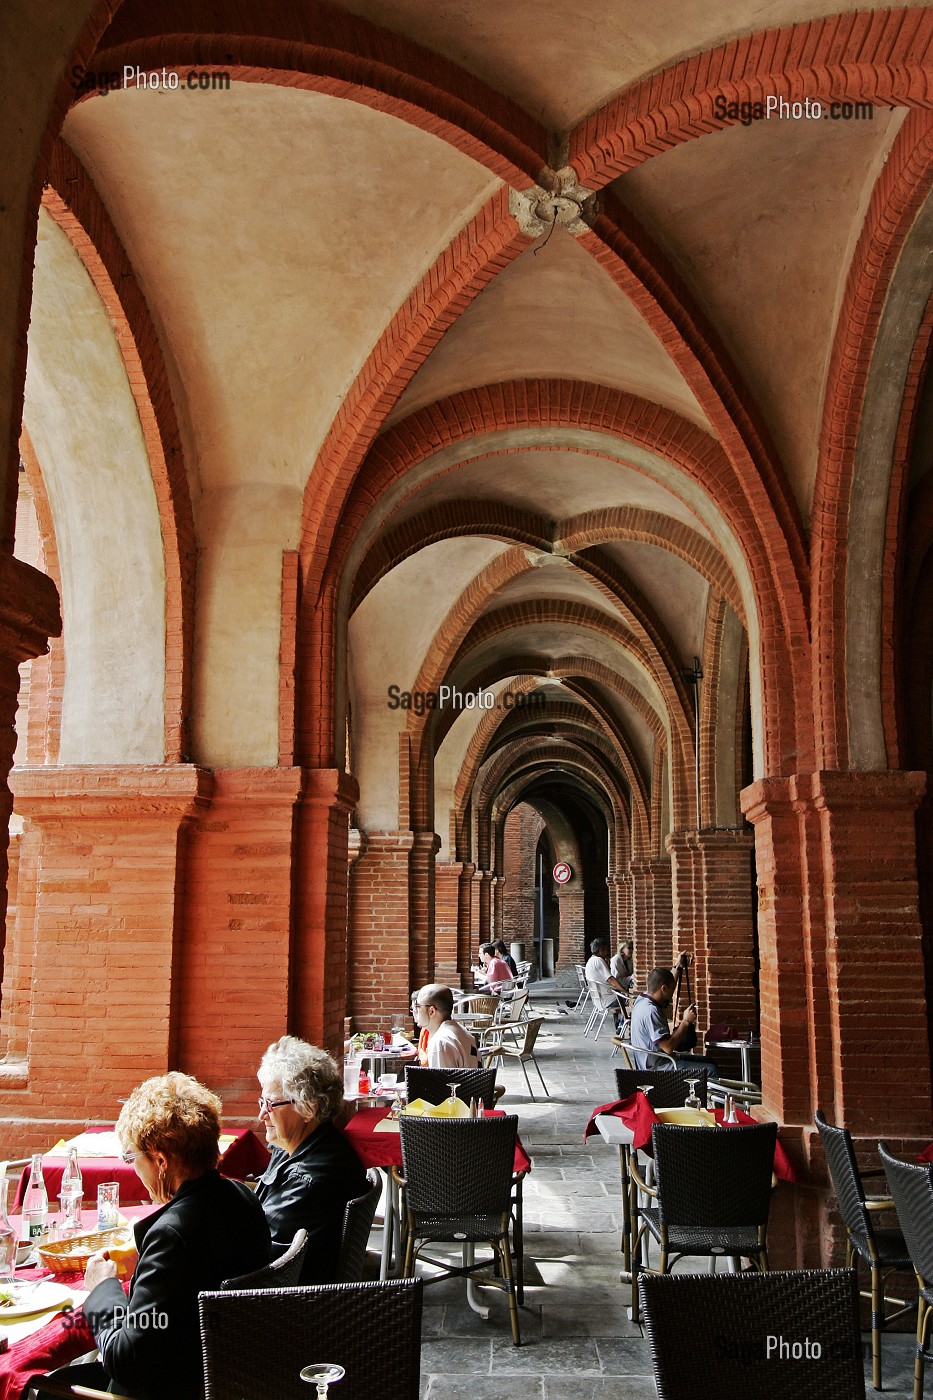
[22,1153,48,1241]
[60,1147,83,1231]
[0,1175,15,1284]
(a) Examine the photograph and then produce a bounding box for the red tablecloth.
[14,1128,270,1209]
[342,1106,532,1174]
[583,1094,797,1182]
[917,1142,933,1163]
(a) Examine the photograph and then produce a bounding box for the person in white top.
[585,937,628,1010]
[412,984,480,1068]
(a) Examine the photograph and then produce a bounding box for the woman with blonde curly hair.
[38,1072,271,1400]
[255,1035,368,1283]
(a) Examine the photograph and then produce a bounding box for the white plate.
[0,1280,73,1318]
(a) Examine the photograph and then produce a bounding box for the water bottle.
[59,1148,83,1231]
[22,1154,48,1241]
[0,1175,15,1281]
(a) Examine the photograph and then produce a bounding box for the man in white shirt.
[412,983,480,1068]
[585,937,628,1010]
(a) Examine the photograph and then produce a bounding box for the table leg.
[512,1175,524,1306]
[464,1242,490,1319]
[619,1144,632,1275]
[378,1168,393,1281]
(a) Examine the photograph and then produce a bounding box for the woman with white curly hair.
[255,1035,369,1283]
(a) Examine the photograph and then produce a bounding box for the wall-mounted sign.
[553,861,572,885]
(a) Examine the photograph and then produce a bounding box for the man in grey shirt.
[629,966,719,1072]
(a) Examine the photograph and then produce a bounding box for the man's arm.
[655,1004,698,1054]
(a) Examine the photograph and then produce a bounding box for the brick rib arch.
[43,142,196,763]
[812,111,933,771]
[90,0,545,186]
[571,8,933,187]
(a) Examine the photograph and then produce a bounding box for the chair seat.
[849,1227,910,1268]
[410,1211,505,1242]
[641,1207,761,1254]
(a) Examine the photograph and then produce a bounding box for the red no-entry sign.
[553,861,572,884]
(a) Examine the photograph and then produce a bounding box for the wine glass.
[684,1078,701,1111]
[636,1084,654,1100]
[300,1362,345,1397]
[445,1080,461,1112]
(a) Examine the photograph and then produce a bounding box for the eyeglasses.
[121,1150,141,1164]
[258,1096,292,1115]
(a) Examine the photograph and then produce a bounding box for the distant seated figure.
[474,941,513,989]
[255,1037,369,1284]
[413,983,480,1068]
[610,939,635,990]
[494,938,519,977]
[629,967,719,1073]
[585,936,627,1010]
[38,1072,272,1400]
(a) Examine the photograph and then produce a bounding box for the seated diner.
[413,982,480,1068]
[255,1035,369,1284]
[36,1072,272,1400]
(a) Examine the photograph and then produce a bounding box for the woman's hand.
[85,1248,118,1290]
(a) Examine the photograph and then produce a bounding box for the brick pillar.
[477,869,494,942]
[493,874,505,939]
[629,859,654,970]
[348,830,413,1031]
[647,857,674,971]
[409,830,440,992]
[556,887,586,971]
[0,831,20,1056]
[696,829,756,1034]
[176,767,304,1114]
[291,769,358,1056]
[607,872,631,956]
[1,766,208,1147]
[434,859,463,986]
[742,771,933,1139]
[667,831,705,1014]
[457,861,475,976]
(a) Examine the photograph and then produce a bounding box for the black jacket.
[255,1119,369,1284]
[84,1170,271,1400]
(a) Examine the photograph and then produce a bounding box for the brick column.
[555,887,586,971]
[176,767,305,1113]
[1,765,209,1149]
[667,832,704,1013]
[477,869,495,942]
[493,873,505,940]
[457,861,475,976]
[434,860,462,985]
[629,859,654,969]
[409,831,440,992]
[607,872,631,955]
[647,857,674,971]
[348,830,413,1030]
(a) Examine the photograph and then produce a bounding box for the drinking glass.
[300,1361,345,1396]
[445,1080,461,1112]
[59,1183,84,1233]
[684,1078,701,1111]
[636,1084,654,1100]
[97,1181,120,1231]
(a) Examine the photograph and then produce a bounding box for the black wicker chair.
[397,1115,522,1344]
[615,1066,708,1108]
[336,1169,381,1282]
[639,1269,866,1399]
[879,1142,933,1400]
[816,1110,912,1390]
[630,1120,777,1323]
[220,1226,308,1289]
[199,1279,423,1399]
[404,1064,498,1108]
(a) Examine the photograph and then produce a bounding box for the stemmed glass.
[636,1084,654,1101]
[684,1078,701,1111]
[445,1080,461,1112]
[300,1362,345,1397]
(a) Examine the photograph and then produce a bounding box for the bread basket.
[38,1226,137,1277]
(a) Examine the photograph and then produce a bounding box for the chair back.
[652,1122,777,1228]
[404,1065,497,1109]
[518,1017,545,1054]
[815,1110,873,1241]
[336,1170,381,1282]
[615,1067,708,1108]
[220,1227,308,1290]
[399,1116,517,1218]
[879,1141,933,1284]
[495,988,529,1024]
[575,963,587,988]
[639,1269,865,1400]
[200,1279,422,1400]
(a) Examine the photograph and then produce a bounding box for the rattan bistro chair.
[199,1279,422,1399]
[404,1065,498,1109]
[816,1110,912,1391]
[220,1227,308,1290]
[630,1121,777,1324]
[615,1066,708,1108]
[397,1115,522,1344]
[879,1142,933,1400]
[639,1269,866,1400]
[336,1169,382,1283]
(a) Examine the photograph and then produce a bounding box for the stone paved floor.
[393,983,919,1399]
